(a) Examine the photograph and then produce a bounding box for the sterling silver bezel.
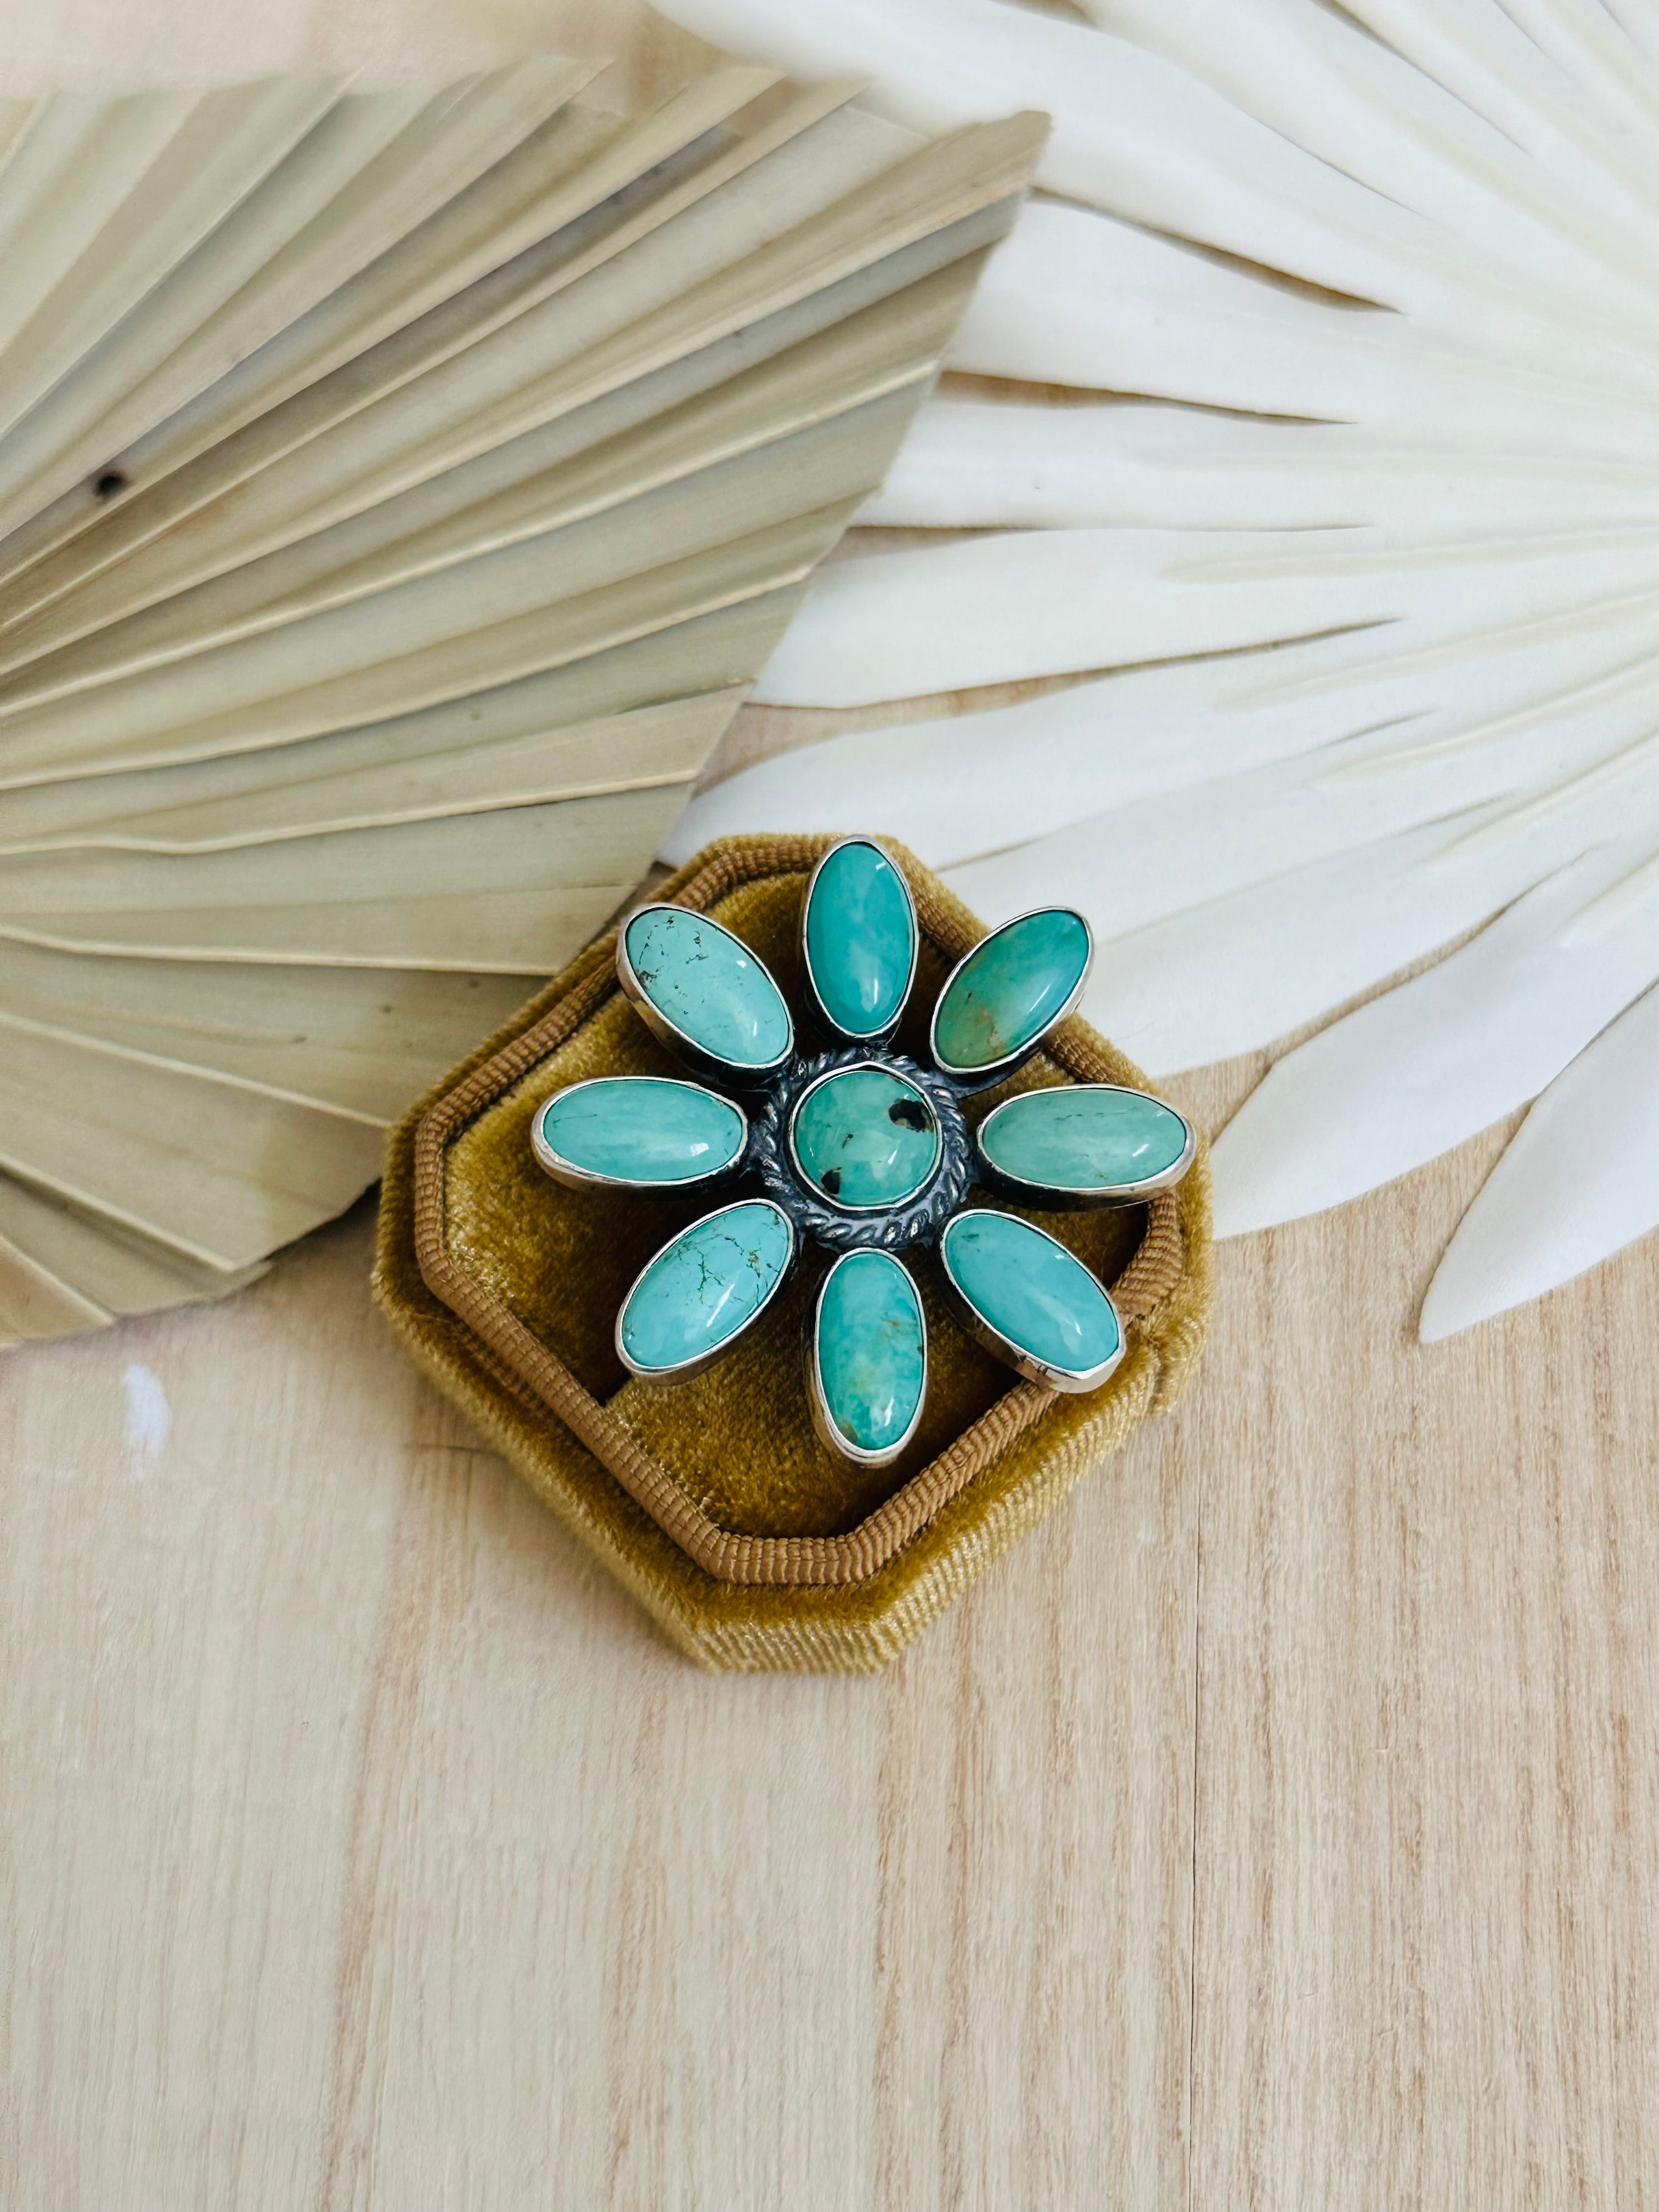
[973,1084,1197,1211]
[749,1047,972,1254]
[928,906,1095,1094]
[805,1248,929,1468]
[615,901,794,1088]
[786,1058,943,1216]
[614,1196,798,1386]
[798,836,920,1046]
[531,1075,749,1196]
[937,1210,1125,1393]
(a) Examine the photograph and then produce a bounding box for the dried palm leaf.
[663,0,1659,1337]
[0,57,1043,1345]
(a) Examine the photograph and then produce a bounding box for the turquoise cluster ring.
[530,838,1196,1467]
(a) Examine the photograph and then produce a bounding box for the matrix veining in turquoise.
[623,905,792,1072]
[940,1211,1122,1386]
[534,840,1190,1452]
[790,1065,940,1211]
[803,839,916,1039]
[618,1200,793,1376]
[978,1084,1192,1199]
[932,909,1091,1080]
[813,1250,926,1462]
[535,1078,746,1188]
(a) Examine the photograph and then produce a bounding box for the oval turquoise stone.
[791,1065,939,1210]
[804,840,916,1037]
[624,906,792,1070]
[932,909,1091,1076]
[941,1210,1120,1380]
[979,1084,1189,1194]
[619,1200,793,1374]
[537,1078,744,1186]
[815,1251,926,1457]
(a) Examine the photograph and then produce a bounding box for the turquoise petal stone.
[940,1210,1120,1381]
[619,1200,793,1374]
[624,906,792,1071]
[804,840,916,1037]
[536,1078,744,1186]
[979,1084,1190,1195]
[791,1065,939,1210]
[815,1250,926,1458]
[932,909,1091,1076]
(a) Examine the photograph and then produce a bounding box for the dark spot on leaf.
[93,470,127,499]
[888,1099,929,1131]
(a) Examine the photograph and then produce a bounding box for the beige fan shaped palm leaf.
[0,55,1043,1347]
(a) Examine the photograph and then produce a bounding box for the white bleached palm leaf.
[0,57,1044,1348]
[661,0,1659,1338]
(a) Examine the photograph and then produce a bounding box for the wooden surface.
[5,1047,1657,2208]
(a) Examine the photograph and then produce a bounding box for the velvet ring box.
[375,835,1213,1672]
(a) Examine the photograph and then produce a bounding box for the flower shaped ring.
[531,840,1196,1467]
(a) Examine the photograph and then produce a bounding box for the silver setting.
[973,1084,1197,1211]
[615,901,794,1088]
[805,1249,928,1469]
[785,1058,941,1216]
[928,906,1096,1095]
[614,1197,798,1386]
[798,835,919,1045]
[750,1046,972,1253]
[938,1211,1126,1393]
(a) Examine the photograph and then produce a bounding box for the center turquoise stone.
[790,1065,940,1212]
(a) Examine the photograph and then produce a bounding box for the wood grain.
[4,1066,1656,2207]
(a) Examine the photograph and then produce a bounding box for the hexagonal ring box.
[375,836,1212,1673]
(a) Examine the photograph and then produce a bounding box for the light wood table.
[6,1032,1657,2207]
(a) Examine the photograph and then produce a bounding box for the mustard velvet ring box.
[374,835,1213,1673]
